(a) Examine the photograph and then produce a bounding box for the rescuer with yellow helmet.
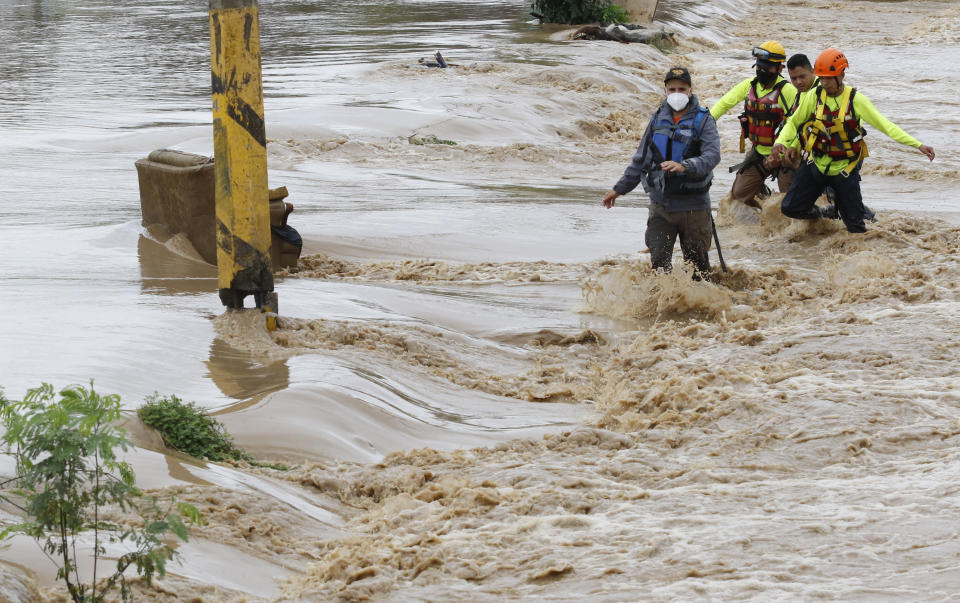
[710,40,798,210]
[771,48,935,233]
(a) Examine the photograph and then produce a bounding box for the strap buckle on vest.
[804,85,868,176]
[840,140,868,177]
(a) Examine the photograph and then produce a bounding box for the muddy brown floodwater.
[1,0,959,600]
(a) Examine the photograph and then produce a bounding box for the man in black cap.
[602,66,721,279]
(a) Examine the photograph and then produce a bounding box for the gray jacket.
[612,95,721,212]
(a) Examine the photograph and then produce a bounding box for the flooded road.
[1,0,960,599]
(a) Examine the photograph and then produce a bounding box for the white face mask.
[666,92,690,112]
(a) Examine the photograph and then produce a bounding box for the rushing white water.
[1,0,959,600]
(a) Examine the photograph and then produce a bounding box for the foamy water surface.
[1,0,959,599]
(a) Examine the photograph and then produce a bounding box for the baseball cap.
[664,66,692,85]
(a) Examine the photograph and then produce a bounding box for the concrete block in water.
[135,149,301,271]
[136,150,217,264]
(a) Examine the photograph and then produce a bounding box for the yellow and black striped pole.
[208,0,274,314]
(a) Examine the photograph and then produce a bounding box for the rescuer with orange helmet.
[710,41,798,210]
[771,48,935,233]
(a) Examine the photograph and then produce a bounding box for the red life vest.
[803,85,865,160]
[743,79,788,147]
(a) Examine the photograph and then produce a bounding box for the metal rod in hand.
[711,215,727,273]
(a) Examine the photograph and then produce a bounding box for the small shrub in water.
[138,394,248,462]
[0,382,202,603]
[600,3,630,24]
[532,0,628,24]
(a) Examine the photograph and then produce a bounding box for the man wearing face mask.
[602,67,721,280]
[710,41,798,210]
[771,48,935,233]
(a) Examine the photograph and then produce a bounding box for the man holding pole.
[602,67,722,280]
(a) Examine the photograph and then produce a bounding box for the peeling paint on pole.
[208,0,273,309]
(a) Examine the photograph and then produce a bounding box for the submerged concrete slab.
[136,150,218,264]
[136,149,301,271]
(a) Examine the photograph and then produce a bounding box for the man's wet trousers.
[645,203,713,279]
[780,161,867,233]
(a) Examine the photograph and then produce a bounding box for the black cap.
[664,66,692,85]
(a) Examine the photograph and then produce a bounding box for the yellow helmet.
[752,40,786,63]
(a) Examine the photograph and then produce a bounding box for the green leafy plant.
[0,382,202,602]
[600,3,630,24]
[531,0,629,24]
[137,394,248,462]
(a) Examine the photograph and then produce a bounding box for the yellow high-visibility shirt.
[788,77,819,116]
[710,76,798,156]
[775,85,922,176]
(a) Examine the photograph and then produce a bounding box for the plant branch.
[0,382,200,602]
[60,509,80,603]
[93,446,100,601]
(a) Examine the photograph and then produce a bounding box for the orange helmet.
[815,48,849,77]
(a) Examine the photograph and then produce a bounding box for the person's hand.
[602,189,619,209]
[784,147,799,165]
[763,153,780,169]
[660,160,686,173]
[770,143,787,161]
[919,145,935,161]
